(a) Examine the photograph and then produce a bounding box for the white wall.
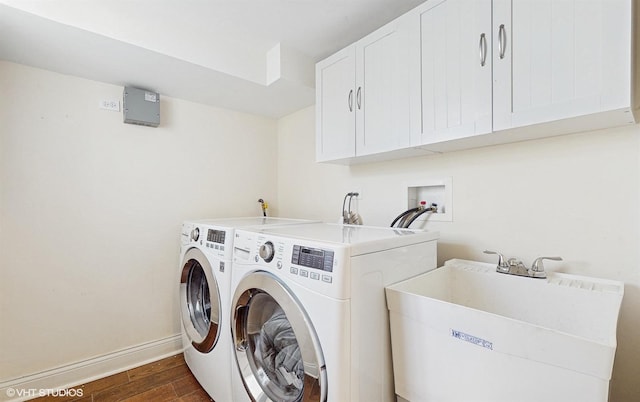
[0,61,278,381]
[277,106,640,401]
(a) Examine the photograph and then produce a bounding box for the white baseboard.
[0,334,183,402]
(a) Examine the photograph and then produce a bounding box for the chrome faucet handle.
[483,250,510,273]
[530,256,563,278]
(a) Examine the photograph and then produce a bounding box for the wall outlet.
[99,99,120,112]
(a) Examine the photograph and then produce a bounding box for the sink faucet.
[530,256,563,278]
[483,251,562,279]
[483,250,509,273]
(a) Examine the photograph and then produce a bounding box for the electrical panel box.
[123,86,160,127]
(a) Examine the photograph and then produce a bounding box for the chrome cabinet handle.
[356,86,362,110]
[348,89,354,112]
[479,33,487,66]
[498,24,507,59]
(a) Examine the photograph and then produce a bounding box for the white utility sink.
[386,259,624,402]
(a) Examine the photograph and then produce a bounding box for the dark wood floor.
[31,354,214,402]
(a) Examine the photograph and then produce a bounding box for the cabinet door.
[411,0,492,146]
[493,0,632,131]
[355,18,412,156]
[315,46,356,162]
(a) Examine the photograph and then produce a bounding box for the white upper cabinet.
[317,0,637,162]
[493,0,634,132]
[355,18,412,157]
[409,0,493,145]
[315,46,356,162]
[316,17,412,163]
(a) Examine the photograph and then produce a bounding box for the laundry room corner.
[0,61,279,389]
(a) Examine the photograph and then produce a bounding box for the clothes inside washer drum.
[254,307,304,393]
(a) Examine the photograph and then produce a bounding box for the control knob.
[190,227,200,242]
[259,241,275,263]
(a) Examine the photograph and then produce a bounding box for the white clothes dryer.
[179,217,316,402]
[230,223,439,402]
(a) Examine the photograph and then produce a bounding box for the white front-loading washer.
[178,217,316,402]
[230,223,439,402]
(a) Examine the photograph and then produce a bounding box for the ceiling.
[0,0,425,118]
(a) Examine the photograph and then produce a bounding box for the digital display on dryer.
[292,245,334,272]
[207,229,226,244]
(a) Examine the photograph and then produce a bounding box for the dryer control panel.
[206,229,226,245]
[182,221,234,261]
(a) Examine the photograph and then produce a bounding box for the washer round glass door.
[180,247,221,353]
[232,271,327,402]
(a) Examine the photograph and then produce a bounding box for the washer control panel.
[258,241,275,262]
[290,245,335,284]
[233,230,349,298]
[291,245,334,272]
